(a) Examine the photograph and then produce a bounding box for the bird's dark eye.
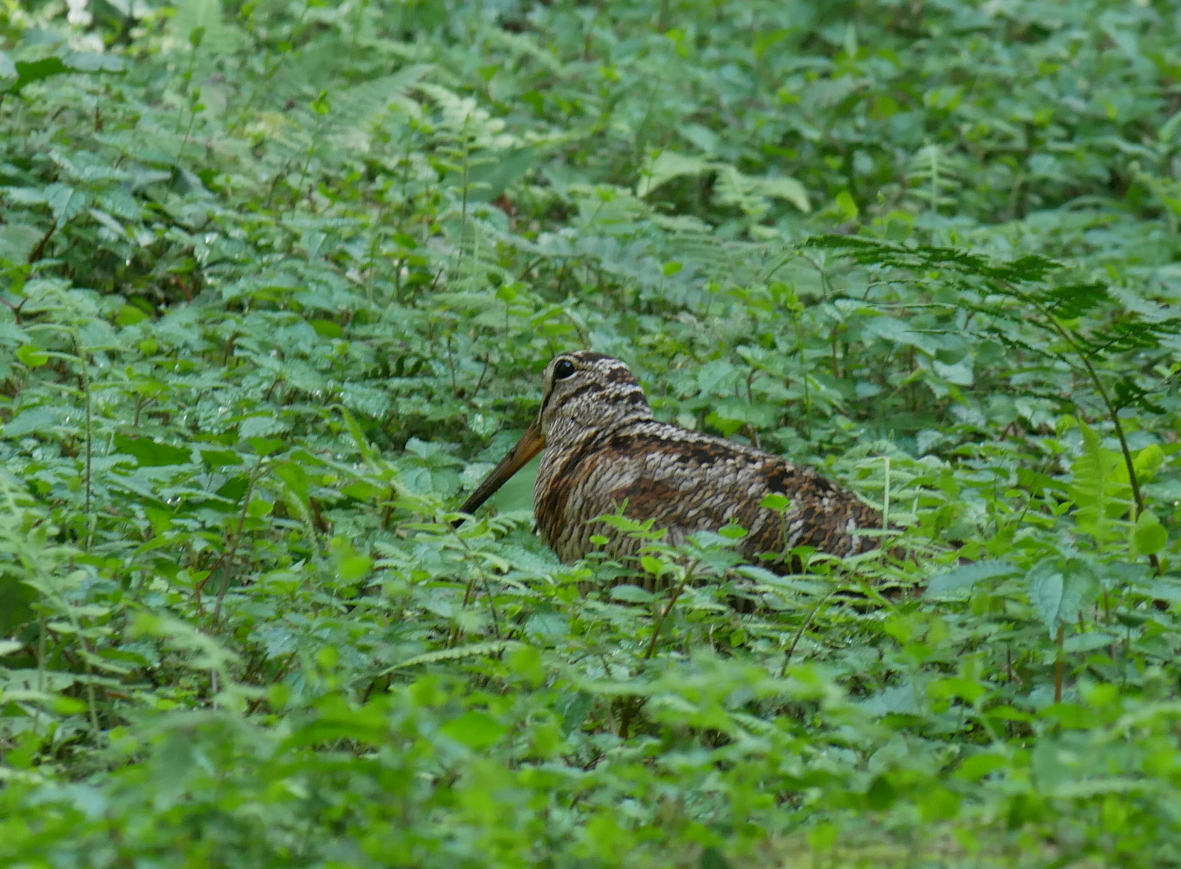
[553,359,576,380]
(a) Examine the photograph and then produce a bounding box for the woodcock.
[458,352,889,572]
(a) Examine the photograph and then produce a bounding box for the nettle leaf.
[610,584,656,603]
[114,435,193,467]
[861,315,940,355]
[440,711,508,750]
[1133,511,1167,556]
[0,223,42,263]
[0,575,37,634]
[1133,444,1165,481]
[5,57,67,94]
[3,406,62,437]
[636,150,713,198]
[44,183,88,225]
[1028,560,1098,638]
[925,560,1017,601]
[15,344,48,367]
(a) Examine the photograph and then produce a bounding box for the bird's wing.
[555,425,883,563]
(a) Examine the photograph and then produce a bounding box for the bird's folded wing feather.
[557,428,883,561]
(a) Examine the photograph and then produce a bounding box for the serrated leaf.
[760,175,810,213]
[16,345,48,367]
[637,150,713,198]
[1029,570,1065,635]
[10,57,69,94]
[1133,444,1165,481]
[696,358,737,395]
[385,641,517,672]
[45,183,87,226]
[862,315,939,354]
[0,223,41,263]
[440,711,507,750]
[65,52,126,73]
[609,584,655,603]
[761,493,791,511]
[114,434,193,467]
[925,560,1016,600]
[166,0,244,56]
[640,555,668,576]
[1133,511,1167,556]
[834,191,858,220]
[1028,564,1095,637]
[3,406,62,438]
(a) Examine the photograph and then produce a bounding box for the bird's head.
[536,351,653,443]
[455,351,652,520]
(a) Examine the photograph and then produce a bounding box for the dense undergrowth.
[2,0,1181,866]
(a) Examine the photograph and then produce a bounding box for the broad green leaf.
[760,493,790,511]
[862,315,939,354]
[439,711,508,750]
[65,52,126,74]
[114,435,192,467]
[336,553,372,582]
[0,223,41,263]
[760,175,811,214]
[115,304,149,326]
[309,318,343,338]
[200,449,243,469]
[1134,444,1165,480]
[925,560,1016,600]
[0,580,36,634]
[3,407,62,438]
[7,57,68,94]
[834,190,858,220]
[1028,563,1095,637]
[45,183,87,226]
[609,584,655,603]
[247,437,286,456]
[16,345,48,367]
[636,150,713,198]
[640,555,668,576]
[1133,510,1167,556]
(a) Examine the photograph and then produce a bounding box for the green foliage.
[2,0,1181,866]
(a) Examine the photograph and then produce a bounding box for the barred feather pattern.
[530,352,884,570]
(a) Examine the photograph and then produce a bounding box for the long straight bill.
[453,422,546,526]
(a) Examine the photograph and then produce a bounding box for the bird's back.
[534,419,885,568]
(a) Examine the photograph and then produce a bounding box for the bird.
[456,351,892,575]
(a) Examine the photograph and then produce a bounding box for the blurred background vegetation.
[1,0,1180,866]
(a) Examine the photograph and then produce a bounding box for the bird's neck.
[544,405,653,456]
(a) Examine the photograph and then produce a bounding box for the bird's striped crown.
[536,352,654,448]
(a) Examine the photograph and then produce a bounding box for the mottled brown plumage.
[458,351,887,570]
